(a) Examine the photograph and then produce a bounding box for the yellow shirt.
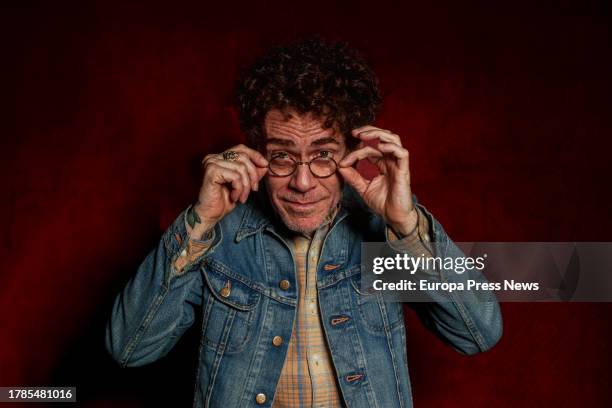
[273,220,344,408]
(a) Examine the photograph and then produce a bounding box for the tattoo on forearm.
[186,204,201,229]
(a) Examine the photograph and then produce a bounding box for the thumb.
[254,167,269,189]
[338,167,369,195]
[255,166,268,180]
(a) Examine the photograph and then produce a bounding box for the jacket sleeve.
[105,208,220,367]
[393,204,503,355]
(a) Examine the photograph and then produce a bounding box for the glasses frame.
[267,154,339,179]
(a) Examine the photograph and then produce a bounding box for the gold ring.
[222,151,240,161]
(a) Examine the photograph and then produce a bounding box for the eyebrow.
[266,137,295,147]
[265,136,339,147]
[310,137,339,146]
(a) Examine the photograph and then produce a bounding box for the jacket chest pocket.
[349,272,404,334]
[201,261,261,354]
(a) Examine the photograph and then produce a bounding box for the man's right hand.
[190,145,269,238]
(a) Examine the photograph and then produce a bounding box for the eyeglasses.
[268,152,338,178]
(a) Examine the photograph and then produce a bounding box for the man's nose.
[289,163,316,192]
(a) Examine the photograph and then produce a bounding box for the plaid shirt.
[272,219,344,408]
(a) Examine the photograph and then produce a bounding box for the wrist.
[192,202,217,231]
[389,207,419,237]
[186,203,216,240]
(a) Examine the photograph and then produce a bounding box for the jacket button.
[279,280,290,290]
[272,336,283,347]
[220,287,231,298]
[255,393,267,404]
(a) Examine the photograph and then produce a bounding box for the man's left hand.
[338,125,417,236]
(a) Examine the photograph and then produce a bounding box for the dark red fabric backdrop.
[2,1,611,406]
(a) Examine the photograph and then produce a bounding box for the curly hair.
[235,38,382,149]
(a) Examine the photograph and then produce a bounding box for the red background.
[2,1,611,406]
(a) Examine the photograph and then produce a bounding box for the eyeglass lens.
[268,155,337,178]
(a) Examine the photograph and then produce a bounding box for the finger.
[201,153,218,168]
[378,142,409,172]
[230,145,270,190]
[210,166,244,203]
[354,129,402,146]
[351,125,393,136]
[255,166,269,180]
[217,160,252,203]
[232,154,260,191]
[351,125,388,135]
[225,161,266,196]
[368,155,387,174]
[338,166,370,195]
[209,159,252,203]
[231,144,269,168]
[341,146,387,174]
[339,146,383,167]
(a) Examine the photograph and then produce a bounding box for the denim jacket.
[106,187,502,408]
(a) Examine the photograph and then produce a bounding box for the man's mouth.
[282,197,326,211]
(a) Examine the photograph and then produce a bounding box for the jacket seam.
[204,309,235,407]
[379,299,405,408]
[439,237,489,352]
[119,285,169,367]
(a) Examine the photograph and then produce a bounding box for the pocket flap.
[202,260,261,311]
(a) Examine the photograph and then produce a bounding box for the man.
[106,38,502,407]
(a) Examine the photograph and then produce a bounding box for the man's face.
[263,109,347,234]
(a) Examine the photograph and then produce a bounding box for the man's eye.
[271,152,289,159]
[319,150,332,158]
